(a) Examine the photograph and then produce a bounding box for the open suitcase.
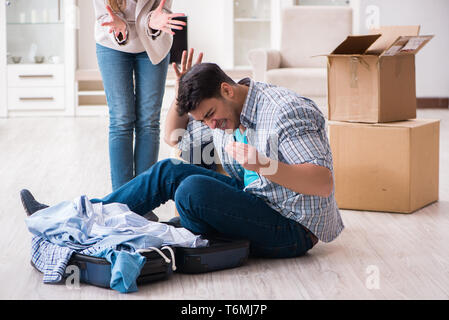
[64,247,176,288]
[64,236,249,285]
[31,235,250,290]
[24,190,250,290]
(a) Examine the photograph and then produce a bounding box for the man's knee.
[137,158,188,190]
[174,175,209,211]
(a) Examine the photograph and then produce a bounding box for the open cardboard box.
[327,26,433,123]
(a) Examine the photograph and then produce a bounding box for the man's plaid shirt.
[178,78,344,242]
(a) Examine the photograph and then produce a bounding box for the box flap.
[382,35,434,56]
[331,35,381,55]
[366,26,420,55]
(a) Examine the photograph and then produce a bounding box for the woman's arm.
[92,0,130,46]
[146,0,186,37]
[101,5,129,44]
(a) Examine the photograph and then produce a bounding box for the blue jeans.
[91,159,314,258]
[96,44,170,191]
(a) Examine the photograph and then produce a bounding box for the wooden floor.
[0,104,448,300]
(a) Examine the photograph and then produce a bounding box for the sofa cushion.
[266,68,327,97]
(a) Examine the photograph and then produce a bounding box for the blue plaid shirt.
[178,78,344,242]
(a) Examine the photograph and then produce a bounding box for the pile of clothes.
[25,195,208,293]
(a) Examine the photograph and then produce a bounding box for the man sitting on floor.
[22,50,343,259]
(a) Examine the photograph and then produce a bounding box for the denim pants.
[92,159,314,258]
[96,44,170,191]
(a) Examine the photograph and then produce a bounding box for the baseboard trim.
[417,97,449,109]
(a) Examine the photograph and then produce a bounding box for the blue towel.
[91,248,146,293]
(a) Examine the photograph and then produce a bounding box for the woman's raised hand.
[101,5,127,39]
[149,0,187,35]
[173,48,204,80]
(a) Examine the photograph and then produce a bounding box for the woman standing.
[93,0,186,191]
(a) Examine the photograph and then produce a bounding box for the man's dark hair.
[176,63,236,116]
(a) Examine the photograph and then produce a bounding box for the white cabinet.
[7,64,65,111]
[7,64,65,87]
[232,0,272,67]
[226,0,294,69]
[0,0,76,117]
[8,86,65,111]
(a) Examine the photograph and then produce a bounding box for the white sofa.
[248,6,353,114]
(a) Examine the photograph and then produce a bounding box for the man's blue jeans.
[92,159,314,258]
[96,44,169,191]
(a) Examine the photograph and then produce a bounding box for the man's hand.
[101,5,127,40]
[149,0,186,35]
[226,141,333,197]
[173,48,203,93]
[225,142,271,173]
[173,48,204,79]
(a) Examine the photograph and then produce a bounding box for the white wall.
[356,0,449,97]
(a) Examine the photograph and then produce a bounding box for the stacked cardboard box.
[326,26,439,213]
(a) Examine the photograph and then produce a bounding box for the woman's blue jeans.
[96,44,169,191]
[92,159,314,259]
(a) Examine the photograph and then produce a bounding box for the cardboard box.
[327,26,433,123]
[329,119,439,213]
